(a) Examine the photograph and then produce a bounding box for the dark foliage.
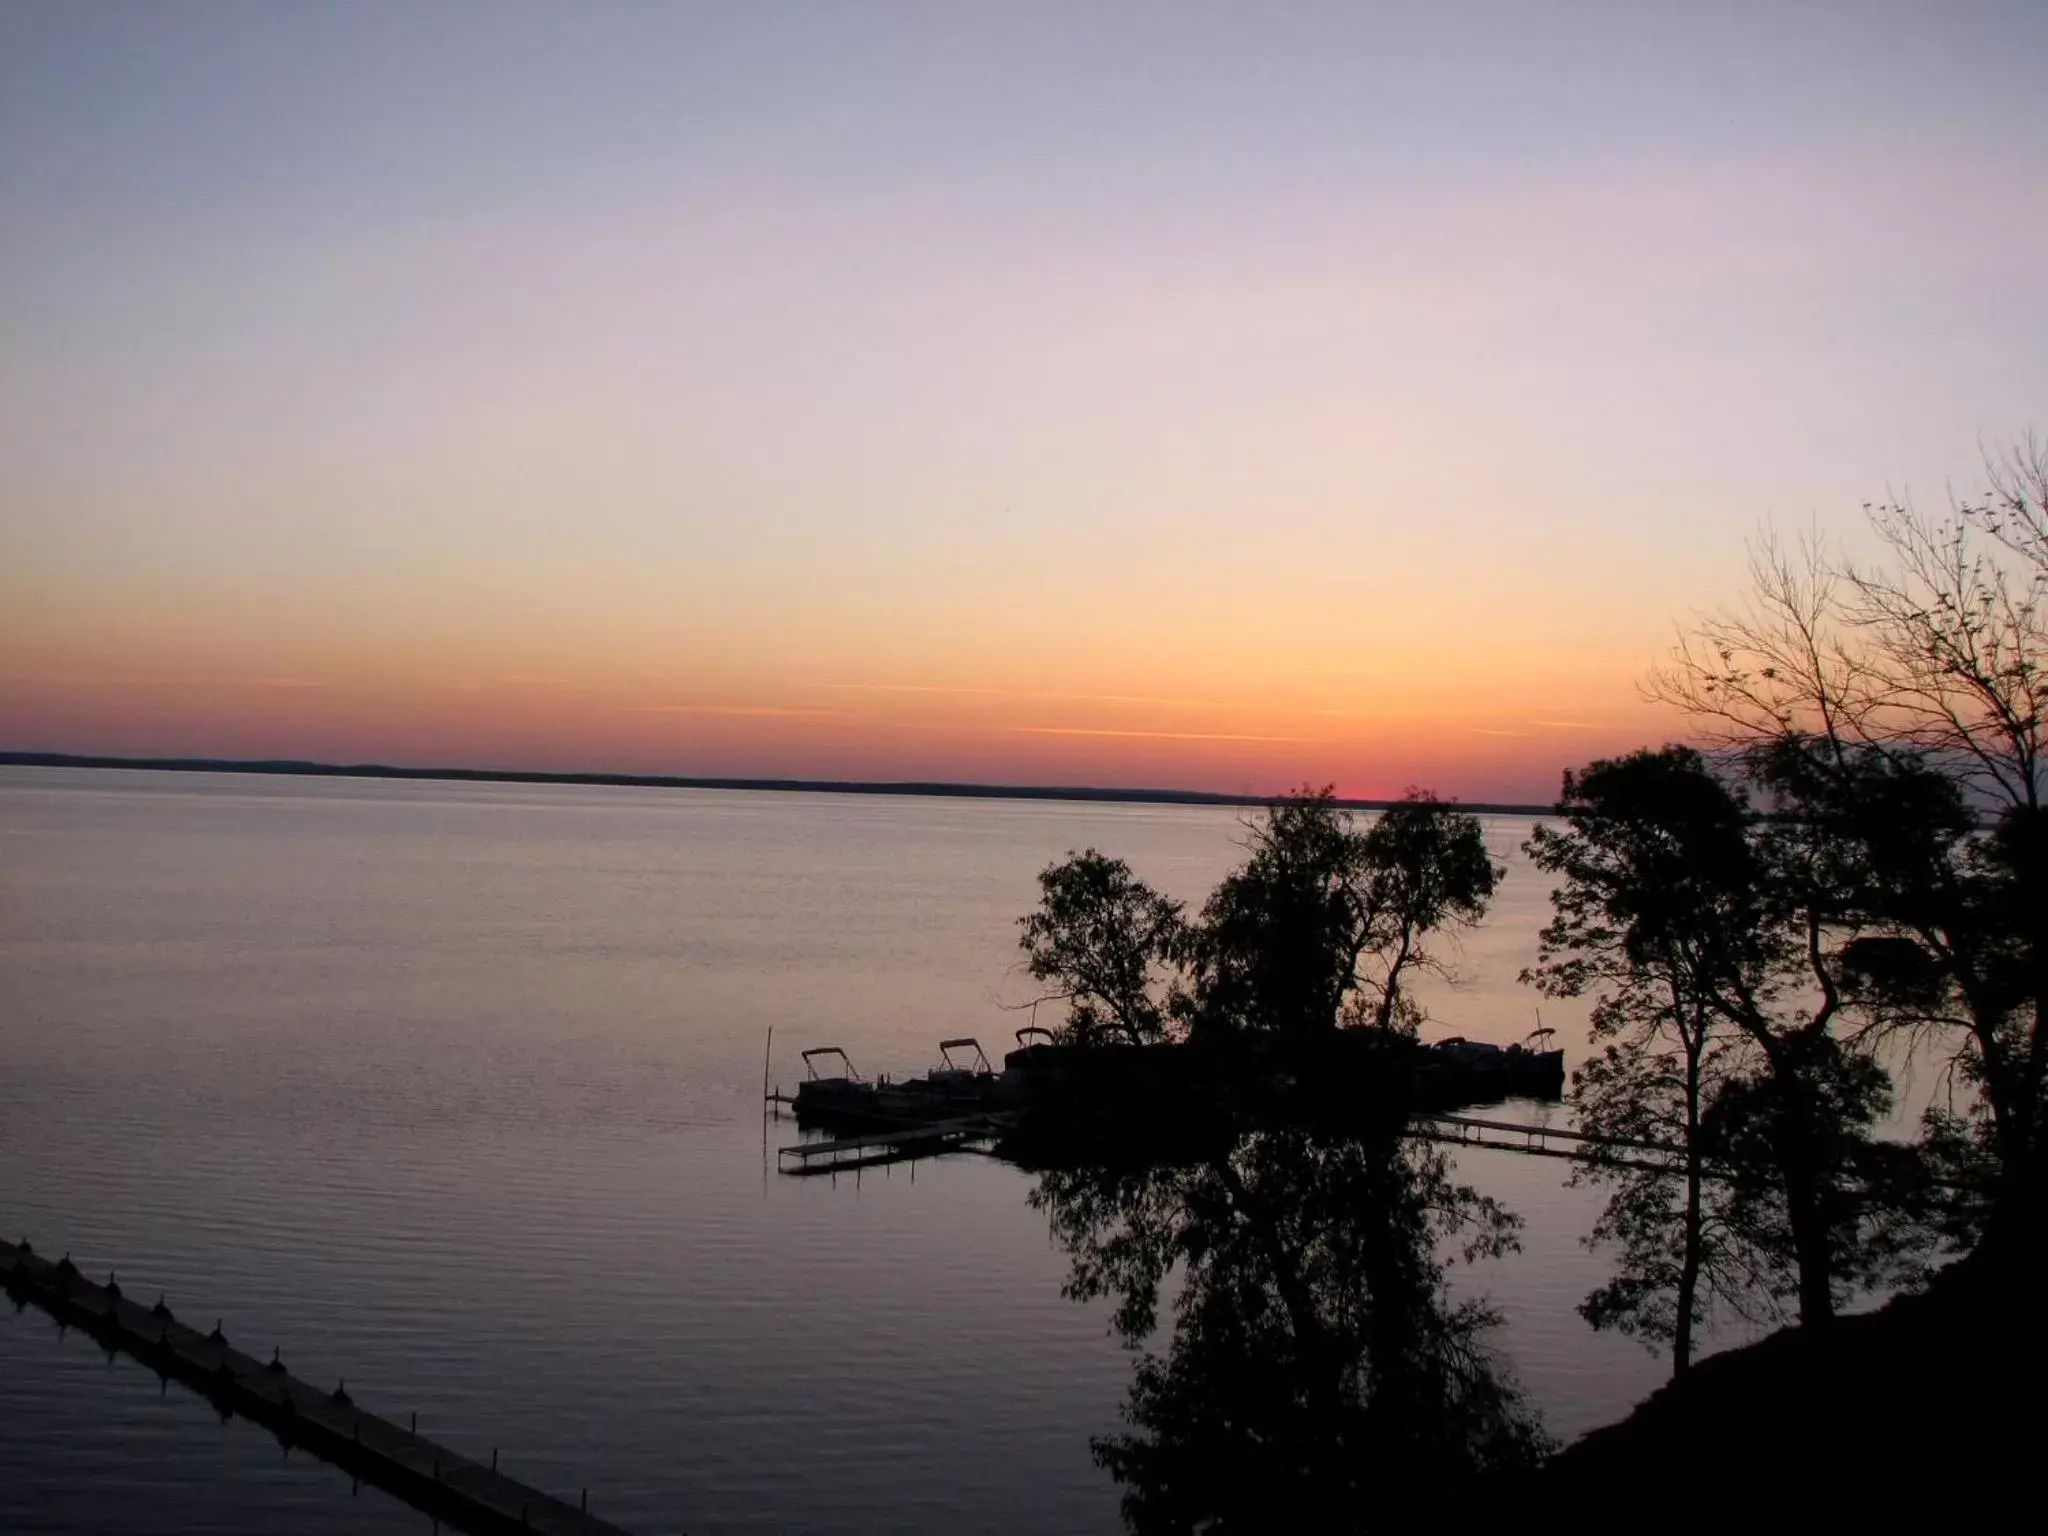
[1526,746,1938,1350]
[1019,851,1187,1046]
[1034,1123,1546,1534]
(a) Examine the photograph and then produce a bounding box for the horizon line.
[0,750,1561,817]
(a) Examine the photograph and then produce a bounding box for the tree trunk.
[1985,985,2048,1269]
[1773,1111,1836,1327]
[1674,1162,1701,1374]
[1674,1043,1704,1376]
[1372,925,1415,1033]
[1787,1193,1835,1326]
[1738,1013,1838,1328]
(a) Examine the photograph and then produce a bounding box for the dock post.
[411,1411,417,1436]
[582,1487,588,1512]
[492,1447,498,1472]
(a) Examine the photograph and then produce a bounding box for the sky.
[3,2,2044,802]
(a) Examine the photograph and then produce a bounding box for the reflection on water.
[0,1306,429,1536]
[0,767,1668,1534]
[1037,1116,1547,1534]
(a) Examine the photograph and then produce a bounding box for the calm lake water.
[0,767,1670,1534]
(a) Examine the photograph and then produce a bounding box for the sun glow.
[3,7,2041,801]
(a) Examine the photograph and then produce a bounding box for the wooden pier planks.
[0,1239,635,1536]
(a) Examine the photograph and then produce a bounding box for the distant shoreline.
[0,750,1558,817]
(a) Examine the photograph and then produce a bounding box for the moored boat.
[1424,1027,1564,1099]
[790,1038,1011,1130]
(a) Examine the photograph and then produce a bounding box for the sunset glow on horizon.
[5,4,2044,802]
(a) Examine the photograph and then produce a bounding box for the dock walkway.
[776,1116,1010,1175]
[1410,1111,1685,1171]
[1,1239,635,1536]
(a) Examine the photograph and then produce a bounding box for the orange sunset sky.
[4,5,2045,802]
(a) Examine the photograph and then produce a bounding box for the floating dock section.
[1,1239,635,1536]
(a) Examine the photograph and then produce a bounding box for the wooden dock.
[776,1116,1010,1175]
[1410,1111,1686,1171]
[1,1239,637,1536]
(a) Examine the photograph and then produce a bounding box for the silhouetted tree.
[1650,441,2048,1253]
[1020,851,1187,1046]
[1526,747,1922,1330]
[1751,731,2038,1249]
[1019,790,1498,1050]
[1355,792,1501,1032]
[1181,788,1497,1040]
[1034,1120,1546,1533]
[1180,791,1370,1041]
[1694,1039,1937,1310]
[1524,748,1767,1373]
[1650,442,2045,811]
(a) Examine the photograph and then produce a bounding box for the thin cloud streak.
[1007,726,1321,744]
[828,682,1237,710]
[638,704,838,718]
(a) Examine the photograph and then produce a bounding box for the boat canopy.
[937,1038,993,1075]
[801,1046,863,1083]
